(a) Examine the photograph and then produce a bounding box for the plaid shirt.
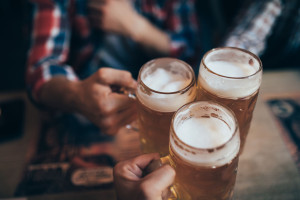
[224,0,300,62]
[224,0,283,55]
[26,0,199,100]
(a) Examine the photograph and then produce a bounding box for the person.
[113,153,175,200]
[223,0,300,68]
[195,0,300,68]
[25,0,199,135]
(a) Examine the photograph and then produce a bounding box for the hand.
[88,0,142,38]
[113,153,176,200]
[75,68,137,135]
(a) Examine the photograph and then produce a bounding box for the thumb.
[140,165,175,199]
[94,68,137,88]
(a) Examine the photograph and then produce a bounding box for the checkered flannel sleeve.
[223,0,282,56]
[26,0,78,101]
[149,0,199,61]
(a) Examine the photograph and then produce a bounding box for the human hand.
[75,68,137,135]
[88,0,143,39]
[113,153,176,200]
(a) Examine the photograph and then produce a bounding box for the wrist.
[65,80,84,113]
[39,77,82,113]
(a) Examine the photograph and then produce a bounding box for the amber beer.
[197,47,262,152]
[168,101,240,200]
[136,58,196,156]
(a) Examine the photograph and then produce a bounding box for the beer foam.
[200,60,262,99]
[207,61,256,77]
[137,68,196,112]
[142,68,190,92]
[176,117,232,149]
[170,102,240,167]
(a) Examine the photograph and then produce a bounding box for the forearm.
[130,15,171,56]
[38,76,81,113]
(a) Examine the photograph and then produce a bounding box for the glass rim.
[201,47,263,79]
[171,100,239,151]
[138,57,196,95]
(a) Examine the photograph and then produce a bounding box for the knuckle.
[105,127,118,135]
[99,118,118,134]
[97,68,108,80]
[122,71,133,81]
[104,117,116,128]
[114,162,125,176]
[98,101,112,115]
[99,126,114,135]
[163,165,176,177]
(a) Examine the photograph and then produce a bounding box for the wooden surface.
[1,69,300,199]
[234,69,300,200]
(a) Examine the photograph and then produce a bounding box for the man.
[26,0,199,135]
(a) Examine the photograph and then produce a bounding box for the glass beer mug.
[136,58,197,156]
[147,101,240,200]
[197,47,262,152]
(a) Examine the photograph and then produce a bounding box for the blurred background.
[2,0,300,92]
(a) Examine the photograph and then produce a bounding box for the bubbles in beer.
[170,102,240,167]
[138,68,196,112]
[176,117,232,149]
[207,61,256,77]
[200,60,262,99]
[143,68,190,92]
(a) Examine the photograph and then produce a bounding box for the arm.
[88,0,199,60]
[223,0,283,56]
[88,0,170,56]
[27,0,137,135]
[39,68,137,135]
[26,0,77,102]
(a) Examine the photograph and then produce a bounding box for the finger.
[109,91,136,110]
[140,165,175,195]
[88,84,133,115]
[116,105,137,127]
[95,68,137,89]
[98,92,135,116]
[108,104,137,129]
[114,153,160,181]
[132,153,161,171]
[97,105,136,135]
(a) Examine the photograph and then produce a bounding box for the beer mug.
[146,101,240,200]
[136,58,197,156]
[197,47,262,152]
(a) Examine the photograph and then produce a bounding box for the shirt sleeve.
[26,0,78,102]
[167,0,199,61]
[223,0,283,56]
[144,0,199,62]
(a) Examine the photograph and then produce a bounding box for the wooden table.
[1,69,300,200]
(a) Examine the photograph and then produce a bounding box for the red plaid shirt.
[26,0,199,101]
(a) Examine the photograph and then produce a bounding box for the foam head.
[170,101,240,167]
[137,58,196,112]
[176,117,232,149]
[142,68,190,92]
[199,48,262,99]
